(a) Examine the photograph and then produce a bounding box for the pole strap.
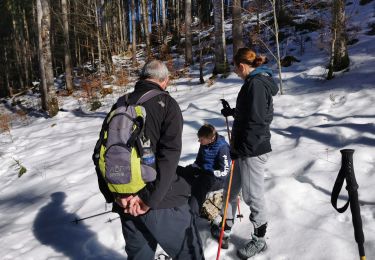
[331,170,350,213]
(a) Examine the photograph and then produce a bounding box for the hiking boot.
[210,221,231,249]
[237,234,267,259]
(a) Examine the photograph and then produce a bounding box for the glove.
[221,107,235,117]
[220,99,235,117]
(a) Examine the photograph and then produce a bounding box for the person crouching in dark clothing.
[178,124,231,217]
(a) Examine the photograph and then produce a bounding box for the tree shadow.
[283,67,375,95]
[274,112,375,122]
[1,99,48,118]
[296,172,375,206]
[33,192,125,260]
[272,125,375,148]
[69,108,107,118]
[315,122,375,134]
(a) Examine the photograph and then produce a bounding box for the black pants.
[177,166,224,216]
[120,204,205,260]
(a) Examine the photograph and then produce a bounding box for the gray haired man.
[97,60,205,260]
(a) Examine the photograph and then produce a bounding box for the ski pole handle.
[220,99,231,110]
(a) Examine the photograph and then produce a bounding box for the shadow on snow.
[33,192,125,260]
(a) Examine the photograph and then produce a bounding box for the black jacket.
[97,80,190,209]
[231,68,279,158]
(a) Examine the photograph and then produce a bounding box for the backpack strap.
[121,89,167,154]
[117,89,167,108]
[136,89,167,105]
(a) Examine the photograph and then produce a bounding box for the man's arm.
[140,97,183,208]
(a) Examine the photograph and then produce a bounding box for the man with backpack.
[93,60,205,260]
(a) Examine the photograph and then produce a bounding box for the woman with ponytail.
[211,48,279,259]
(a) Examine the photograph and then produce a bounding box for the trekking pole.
[216,160,235,260]
[331,149,366,260]
[71,210,112,224]
[220,99,231,142]
[216,99,241,259]
[220,100,243,220]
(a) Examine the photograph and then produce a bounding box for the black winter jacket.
[96,80,190,209]
[231,67,279,158]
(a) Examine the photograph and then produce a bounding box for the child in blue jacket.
[179,124,231,216]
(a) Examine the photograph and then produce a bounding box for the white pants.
[222,154,268,229]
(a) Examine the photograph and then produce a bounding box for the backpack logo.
[158,100,165,107]
[108,166,126,177]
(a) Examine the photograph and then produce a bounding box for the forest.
[0,0,368,117]
[0,1,374,259]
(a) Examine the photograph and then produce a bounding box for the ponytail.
[252,56,266,67]
[234,48,266,68]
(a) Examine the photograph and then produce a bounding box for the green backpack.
[93,89,165,195]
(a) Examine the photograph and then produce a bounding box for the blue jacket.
[194,134,231,179]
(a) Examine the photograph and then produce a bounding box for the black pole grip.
[220,99,230,110]
[331,149,366,258]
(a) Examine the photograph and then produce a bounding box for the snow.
[1,5,375,260]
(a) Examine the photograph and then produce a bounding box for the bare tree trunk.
[176,0,180,42]
[118,0,125,52]
[124,0,129,50]
[232,0,243,58]
[105,18,111,53]
[94,0,103,74]
[104,18,113,74]
[213,0,228,74]
[272,0,283,94]
[141,0,151,57]
[254,0,262,36]
[198,32,204,84]
[3,46,13,97]
[224,0,230,19]
[199,0,211,26]
[38,0,59,117]
[23,9,35,83]
[136,0,142,43]
[329,0,349,75]
[22,8,31,89]
[171,0,176,33]
[61,0,74,93]
[131,0,137,65]
[327,28,336,80]
[161,0,167,44]
[72,1,81,66]
[185,0,193,65]
[87,36,93,67]
[37,0,48,110]
[28,5,38,82]
[11,16,25,90]
[157,0,162,44]
[275,0,285,20]
[152,0,157,39]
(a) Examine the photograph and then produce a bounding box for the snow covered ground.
[1,4,375,260]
